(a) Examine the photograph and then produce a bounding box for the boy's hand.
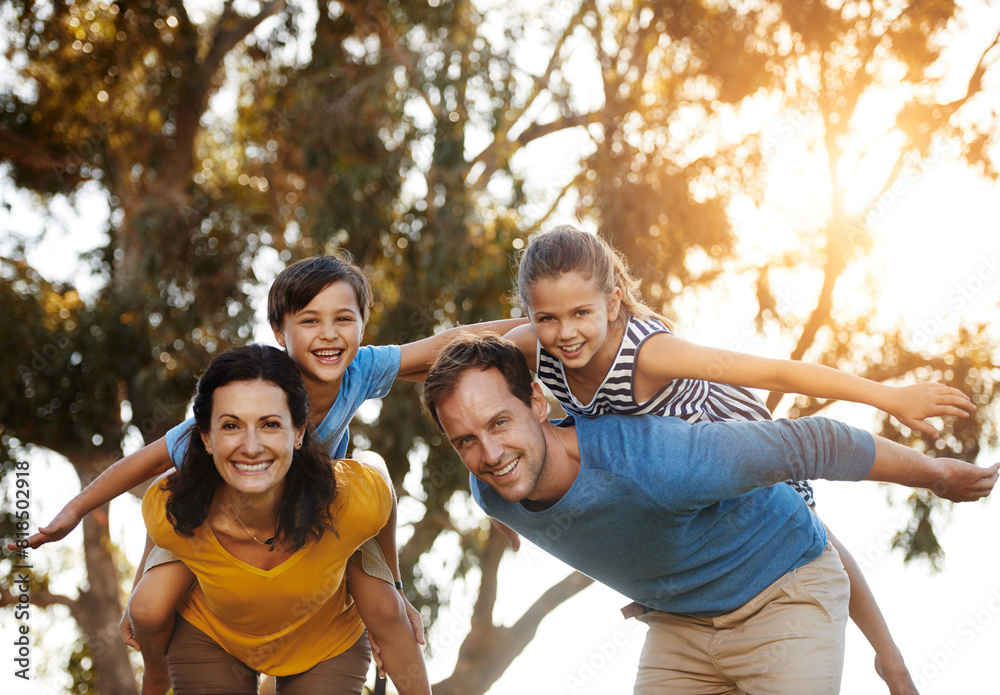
[120,609,141,650]
[930,460,998,502]
[7,504,83,550]
[888,383,975,439]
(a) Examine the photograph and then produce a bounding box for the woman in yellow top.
[141,344,393,693]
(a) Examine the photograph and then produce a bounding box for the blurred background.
[1,0,998,693]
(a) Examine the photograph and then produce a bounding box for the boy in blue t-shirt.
[19,253,523,694]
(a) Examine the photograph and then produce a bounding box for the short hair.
[422,333,535,431]
[267,251,374,329]
[164,344,337,552]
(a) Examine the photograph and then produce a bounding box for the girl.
[504,225,975,695]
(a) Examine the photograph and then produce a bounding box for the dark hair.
[267,251,374,329]
[165,344,337,552]
[514,224,672,329]
[422,333,535,431]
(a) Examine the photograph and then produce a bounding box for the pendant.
[264,537,275,546]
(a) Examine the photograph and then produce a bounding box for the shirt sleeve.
[675,416,876,505]
[352,344,402,400]
[164,418,196,471]
[140,478,172,547]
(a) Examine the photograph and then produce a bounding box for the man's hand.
[930,460,999,502]
[7,504,82,550]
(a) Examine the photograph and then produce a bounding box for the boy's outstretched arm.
[865,436,999,502]
[397,317,528,381]
[10,437,174,550]
[637,333,976,438]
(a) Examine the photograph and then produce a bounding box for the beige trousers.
[634,543,850,695]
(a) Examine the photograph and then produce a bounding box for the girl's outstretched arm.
[635,333,975,438]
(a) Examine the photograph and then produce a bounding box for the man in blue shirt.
[421,334,997,695]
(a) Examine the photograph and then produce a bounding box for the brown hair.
[267,251,374,329]
[514,225,672,329]
[422,333,535,432]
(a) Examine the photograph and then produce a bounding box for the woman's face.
[200,379,306,498]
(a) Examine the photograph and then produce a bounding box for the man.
[421,334,997,695]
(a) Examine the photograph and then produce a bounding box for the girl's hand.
[887,383,975,438]
[7,504,82,550]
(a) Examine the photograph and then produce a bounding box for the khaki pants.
[634,543,850,695]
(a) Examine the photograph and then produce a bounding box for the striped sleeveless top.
[536,317,815,504]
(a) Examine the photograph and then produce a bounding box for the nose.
[319,320,338,341]
[556,319,576,340]
[481,433,505,466]
[240,428,264,456]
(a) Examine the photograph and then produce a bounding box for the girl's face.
[525,271,622,370]
[200,379,306,499]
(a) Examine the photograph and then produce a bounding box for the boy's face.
[273,281,364,393]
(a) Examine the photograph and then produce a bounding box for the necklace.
[226,488,275,547]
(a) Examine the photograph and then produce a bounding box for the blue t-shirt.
[165,344,402,463]
[471,414,875,617]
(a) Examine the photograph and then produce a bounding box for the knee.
[128,591,176,633]
[355,586,407,632]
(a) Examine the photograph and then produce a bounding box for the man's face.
[436,367,550,504]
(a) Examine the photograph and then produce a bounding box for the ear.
[607,287,623,323]
[272,322,287,348]
[294,424,307,449]
[530,382,549,422]
[200,431,213,455]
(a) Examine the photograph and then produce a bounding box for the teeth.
[561,343,583,352]
[492,459,517,476]
[234,462,271,472]
[314,349,342,358]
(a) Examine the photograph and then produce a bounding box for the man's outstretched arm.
[865,436,999,502]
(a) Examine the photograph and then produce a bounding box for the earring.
[295,440,303,449]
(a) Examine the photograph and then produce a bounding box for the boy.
[19,252,523,694]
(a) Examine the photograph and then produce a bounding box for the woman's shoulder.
[331,457,392,514]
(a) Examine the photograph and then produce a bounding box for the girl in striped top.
[504,224,974,695]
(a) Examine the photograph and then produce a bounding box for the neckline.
[205,525,308,577]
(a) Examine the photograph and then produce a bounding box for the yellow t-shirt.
[142,459,391,676]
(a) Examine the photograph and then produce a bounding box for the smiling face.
[273,280,364,392]
[435,367,554,505]
[200,379,306,499]
[525,271,622,370]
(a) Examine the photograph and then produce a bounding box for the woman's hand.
[885,383,975,438]
[120,609,141,650]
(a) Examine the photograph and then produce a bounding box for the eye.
[336,315,355,322]
[262,420,282,429]
[575,309,590,317]
[220,422,239,430]
[536,315,554,323]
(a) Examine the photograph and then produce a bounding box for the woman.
[141,344,393,693]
